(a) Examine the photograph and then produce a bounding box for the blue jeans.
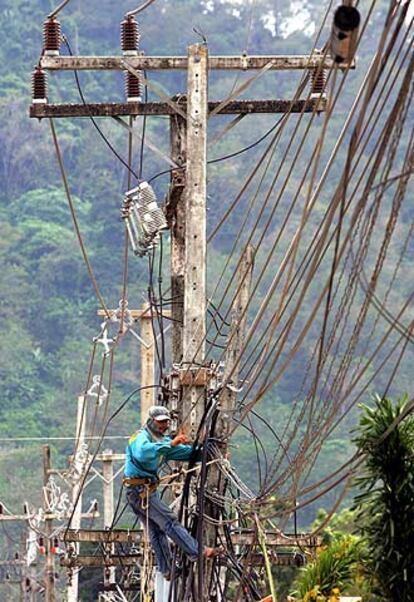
[126,485,199,576]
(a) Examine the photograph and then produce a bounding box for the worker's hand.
[171,433,190,447]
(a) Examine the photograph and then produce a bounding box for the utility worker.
[124,405,219,580]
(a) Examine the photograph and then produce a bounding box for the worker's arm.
[166,442,195,461]
[131,433,174,463]
[165,433,203,462]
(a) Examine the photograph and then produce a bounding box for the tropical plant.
[291,536,360,601]
[352,394,414,601]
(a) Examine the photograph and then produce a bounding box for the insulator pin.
[330,5,360,64]
[32,67,48,104]
[121,15,140,55]
[43,17,61,56]
[125,71,142,102]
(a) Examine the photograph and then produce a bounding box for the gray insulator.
[125,219,138,253]
[129,212,142,242]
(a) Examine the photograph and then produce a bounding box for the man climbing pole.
[123,405,221,580]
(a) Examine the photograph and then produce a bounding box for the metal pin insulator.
[43,17,61,56]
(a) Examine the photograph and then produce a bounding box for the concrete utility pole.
[182,43,208,364]
[19,532,25,602]
[181,43,209,440]
[32,34,334,600]
[67,395,86,602]
[205,246,254,595]
[218,245,254,440]
[139,304,156,425]
[0,442,101,602]
[102,450,116,597]
[43,446,55,602]
[167,114,187,364]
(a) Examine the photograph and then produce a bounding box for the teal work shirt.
[124,427,194,482]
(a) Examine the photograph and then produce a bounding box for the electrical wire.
[228,10,412,422]
[48,0,73,18]
[126,0,157,17]
[49,118,111,317]
[63,36,140,182]
[148,114,286,184]
[38,4,414,598]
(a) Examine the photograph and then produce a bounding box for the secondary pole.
[67,395,86,602]
[218,245,254,439]
[102,450,116,597]
[43,446,55,602]
[139,304,155,425]
[205,245,254,596]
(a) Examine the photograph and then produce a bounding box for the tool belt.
[123,477,159,488]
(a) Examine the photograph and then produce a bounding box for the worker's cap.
[148,405,171,422]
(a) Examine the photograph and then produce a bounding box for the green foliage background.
[0,0,413,598]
